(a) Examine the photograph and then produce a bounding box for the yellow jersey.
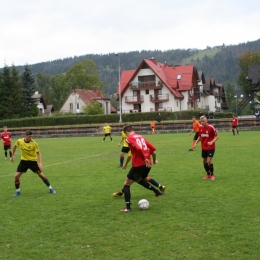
[15,138,39,161]
[103,125,111,134]
[121,131,129,147]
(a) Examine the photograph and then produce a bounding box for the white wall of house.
[60,93,85,113]
[60,92,112,114]
[121,68,194,113]
[37,103,44,113]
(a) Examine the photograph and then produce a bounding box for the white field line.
[0,152,117,178]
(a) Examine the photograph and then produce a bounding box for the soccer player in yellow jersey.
[102,123,113,142]
[118,128,130,167]
[11,130,56,196]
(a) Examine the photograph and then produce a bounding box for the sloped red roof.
[117,59,199,99]
[74,89,105,105]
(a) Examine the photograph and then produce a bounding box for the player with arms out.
[193,116,219,180]
[0,126,12,160]
[119,125,162,212]
[11,130,56,196]
[102,123,113,142]
[117,126,130,167]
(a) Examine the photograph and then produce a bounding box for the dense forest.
[2,39,260,97]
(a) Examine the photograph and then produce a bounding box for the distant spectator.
[156,113,162,122]
[199,111,204,118]
[209,111,214,119]
[255,110,260,117]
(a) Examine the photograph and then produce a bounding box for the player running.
[113,149,166,196]
[118,125,163,212]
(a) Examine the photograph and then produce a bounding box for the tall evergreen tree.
[0,65,12,119]
[21,65,38,117]
[10,65,24,118]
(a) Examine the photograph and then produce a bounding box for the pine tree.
[0,65,12,119]
[21,65,38,117]
[10,65,24,118]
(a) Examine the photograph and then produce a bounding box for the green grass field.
[1,131,260,260]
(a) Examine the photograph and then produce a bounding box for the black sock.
[123,185,131,209]
[5,152,7,157]
[204,163,210,175]
[138,179,160,195]
[9,151,12,157]
[209,163,214,175]
[15,179,20,189]
[41,176,50,187]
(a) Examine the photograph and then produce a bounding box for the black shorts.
[104,133,111,136]
[193,132,199,141]
[17,160,41,174]
[4,145,11,150]
[121,146,130,153]
[127,165,151,182]
[232,125,238,129]
[202,149,215,158]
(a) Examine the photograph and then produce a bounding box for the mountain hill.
[8,39,260,95]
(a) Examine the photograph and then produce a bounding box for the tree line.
[0,65,39,119]
[0,59,103,118]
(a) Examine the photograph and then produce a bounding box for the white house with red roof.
[60,88,116,114]
[117,58,224,113]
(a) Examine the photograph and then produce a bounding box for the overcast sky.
[1,0,259,67]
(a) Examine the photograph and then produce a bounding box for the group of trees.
[0,65,38,119]
[0,59,104,119]
[36,59,103,111]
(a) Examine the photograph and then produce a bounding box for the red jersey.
[1,132,12,145]
[126,133,156,167]
[231,117,238,126]
[198,124,218,150]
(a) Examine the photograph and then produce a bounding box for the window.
[69,103,73,109]
[177,74,181,80]
[177,101,178,107]
[76,103,79,109]
[145,90,149,95]
[159,102,163,108]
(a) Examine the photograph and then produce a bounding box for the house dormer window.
[177,74,181,80]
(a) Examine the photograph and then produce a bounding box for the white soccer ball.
[138,199,149,210]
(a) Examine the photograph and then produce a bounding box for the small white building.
[60,88,116,114]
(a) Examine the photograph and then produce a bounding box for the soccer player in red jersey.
[231,114,239,135]
[193,116,219,180]
[0,126,12,160]
[113,149,166,197]
[119,125,162,212]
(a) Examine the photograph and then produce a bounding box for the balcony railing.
[150,94,169,102]
[129,81,163,89]
[125,95,144,104]
[188,94,199,102]
[150,107,172,112]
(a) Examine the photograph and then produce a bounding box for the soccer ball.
[138,199,149,210]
